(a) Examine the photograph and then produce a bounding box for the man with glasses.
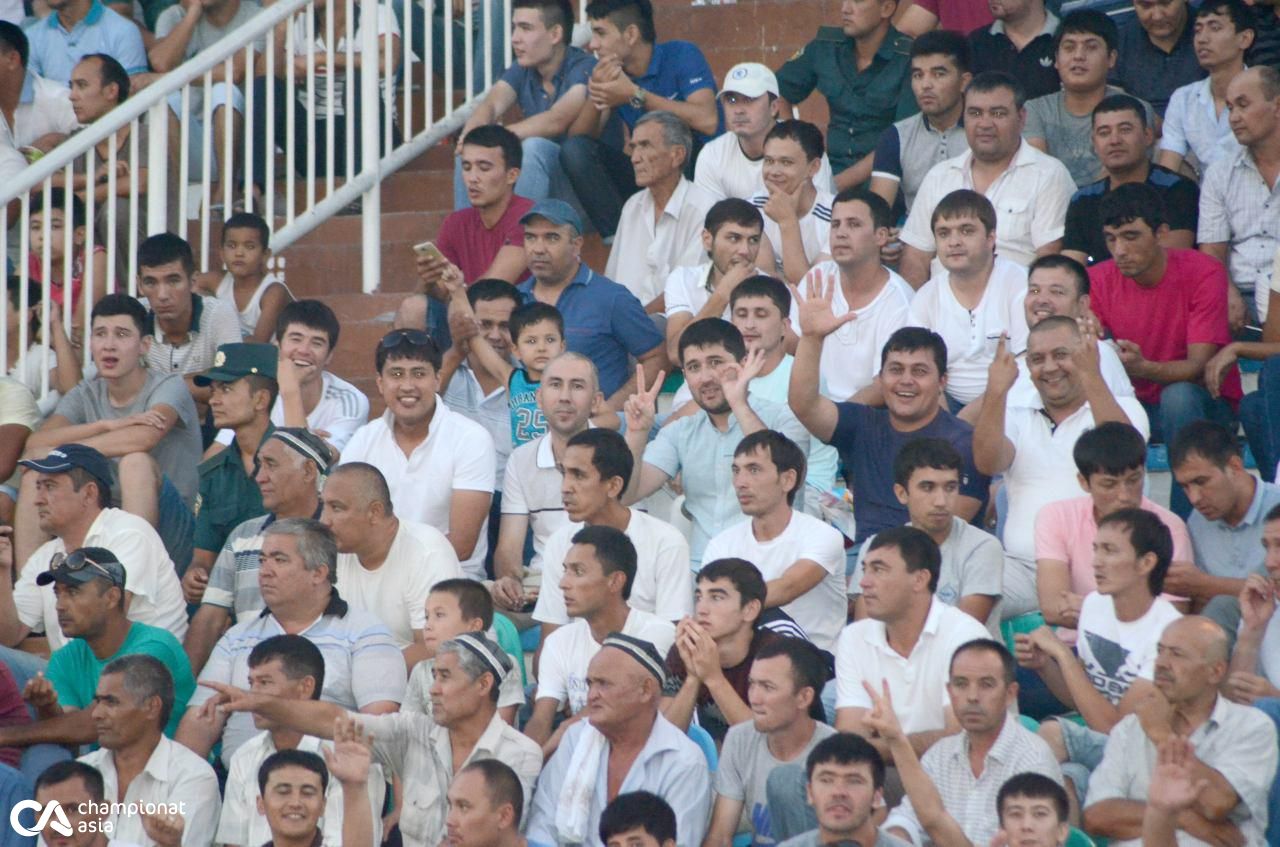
[341,329,498,579]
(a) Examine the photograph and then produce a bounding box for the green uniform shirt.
[192,424,274,554]
[45,621,196,739]
[776,25,918,174]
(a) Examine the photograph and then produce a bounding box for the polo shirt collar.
[53,0,105,30]
[19,71,35,106]
[921,112,962,134]
[1231,477,1268,529]
[520,262,593,298]
[151,294,202,343]
[536,433,556,469]
[637,42,665,86]
[868,596,945,650]
[989,8,1058,39]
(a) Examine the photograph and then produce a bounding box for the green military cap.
[195,342,279,386]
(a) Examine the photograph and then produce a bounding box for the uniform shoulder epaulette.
[889,32,913,54]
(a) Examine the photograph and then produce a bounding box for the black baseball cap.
[36,547,127,589]
[19,444,114,491]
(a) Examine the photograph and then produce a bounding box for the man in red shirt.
[895,0,993,37]
[1087,182,1239,519]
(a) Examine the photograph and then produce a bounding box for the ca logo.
[10,799,73,837]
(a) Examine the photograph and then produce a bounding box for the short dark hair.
[509,302,564,343]
[585,0,655,43]
[1099,181,1166,232]
[734,430,807,506]
[950,638,1016,685]
[931,189,997,235]
[729,275,790,316]
[678,317,748,365]
[754,637,829,701]
[1073,422,1147,478]
[430,578,495,630]
[30,187,87,229]
[222,212,271,249]
[82,53,130,102]
[893,438,963,488]
[867,526,941,593]
[1170,420,1241,470]
[0,21,28,67]
[880,326,948,377]
[461,124,523,170]
[459,759,525,823]
[764,119,825,162]
[997,772,1069,823]
[1028,254,1090,298]
[35,761,105,801]
[909,28,970,73]
[66,466,112,510]
[805,733,886,789]
[511,0,574,38]
[1196,0,1256,36]
[1267,502,1280,525]
[567,428,634,492]
[467,278,523,311]
[831,187,893,230]
[705,198,764,237]
[92,293,149,336]
[1093,93,1149,129]
[101,654,175,730]
[1097,507,1173,595]
[138,233,195,276]
[599,791,676,844]
[376,329,443,373]
[571,525,638,599]
[247,634,326,699]
[258,748,328,796]
[697,558,767,611]
[1055,9,1118,54]
[966,70,1025,110]
[276,299,340,349]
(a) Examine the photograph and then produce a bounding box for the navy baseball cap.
[36,547,127,589]
[520,199,583,236]
[19,444,114,490]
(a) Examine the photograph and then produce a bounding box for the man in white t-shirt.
[272,300,370,454]
[1015,509,1182,811]
[320,463,462,668]
[525,524,675,755]
[0,22,77,151]
[701,431,845,652]
[533,429,692,643]
[750,121,834,286]
[340,329,496,579]
[907,190,1028,411]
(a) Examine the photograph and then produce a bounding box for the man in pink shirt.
[895,0,993,37]
[1087,182,1239,519]
[1035,421,1193,642]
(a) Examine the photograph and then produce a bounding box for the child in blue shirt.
[467,301,566,447]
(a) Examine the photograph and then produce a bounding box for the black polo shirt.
[1062,165,1200,264]
[967,12,1061,101]
[1110,13,1204,116]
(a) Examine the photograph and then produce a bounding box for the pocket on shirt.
[995,196,1033,243]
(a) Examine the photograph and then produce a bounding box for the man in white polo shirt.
[0,22,78,151]
[899,72,1076,287]
[750,120,834,285]
[340,329,496,579]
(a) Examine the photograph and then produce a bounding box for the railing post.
[360,2,381,295]
[146,102,170,235]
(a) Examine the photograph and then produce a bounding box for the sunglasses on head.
[49,550,118,582]
[379,329,433,348]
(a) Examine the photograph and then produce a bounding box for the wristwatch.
[629,86,647,111]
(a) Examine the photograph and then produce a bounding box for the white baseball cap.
[719,63,779,99]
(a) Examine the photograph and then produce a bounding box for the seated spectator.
[402,579,524,725]
[850,439,1004,629]
[492,352,602,609]
[1025,11,1156,188]
[0,377,37,525]
[866,639,1063,847]
[1110,0,1203,117]
[624,318,811,566]
[605,111,716,313]
[1225,503,1280,704]
[0,22,76,152]
[253,738,378,847]
[750,120,833,285]
[176,518,405,768]
[3,447,187,653]
[908,190,1029,411]
[967,0,1061,100]
[4,277,79,421]
[517,200,667,407]
[341,329,496,578]
[1170,421,1280,637]
[1199,67,1280,324]
[452,0,591,212]
[974,316,1147,618]
[17,295,202,571]
[775,0,914,191]
[526,526,676,751]
[701,431,845,651]
[270,300,368,454]
[183,428,330,673]
[900,72,1076,286]
[1249,0,1280,68]
[79,655,221,845]
[31,762,121,847]
[835,527,988,765]
[24,0,146,85]
[209,632,541,847]
[533,429,692,637]
[1089,184,1238,518]
[775,733,907,847]
[869,30,972,217]
[1017,509,1182,810]
[26,192,108,347]
[694,63,834,203]
[894,0,992,36]
[216,635,384,847]
[322,463,462,667]
[790,324,988,546]
[1062,95,1199,265]
[196,214,292,342]
[559,0,719,240]
[444,759,529,847]
[1156,0,1255,176]
[1083,616,1277,845]
[598,791,679,847]
[703,638,835,847]
[1035,422,1193,638]
[527,634,713,847]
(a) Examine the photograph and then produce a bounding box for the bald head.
[326,463,394,515]
[1227,66,1280,147]
[1153,615,1230,705]
[1167,615,1229,663]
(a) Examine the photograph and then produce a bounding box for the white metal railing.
[1,0,509,387]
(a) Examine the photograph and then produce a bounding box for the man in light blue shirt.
[25,0,147,84]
